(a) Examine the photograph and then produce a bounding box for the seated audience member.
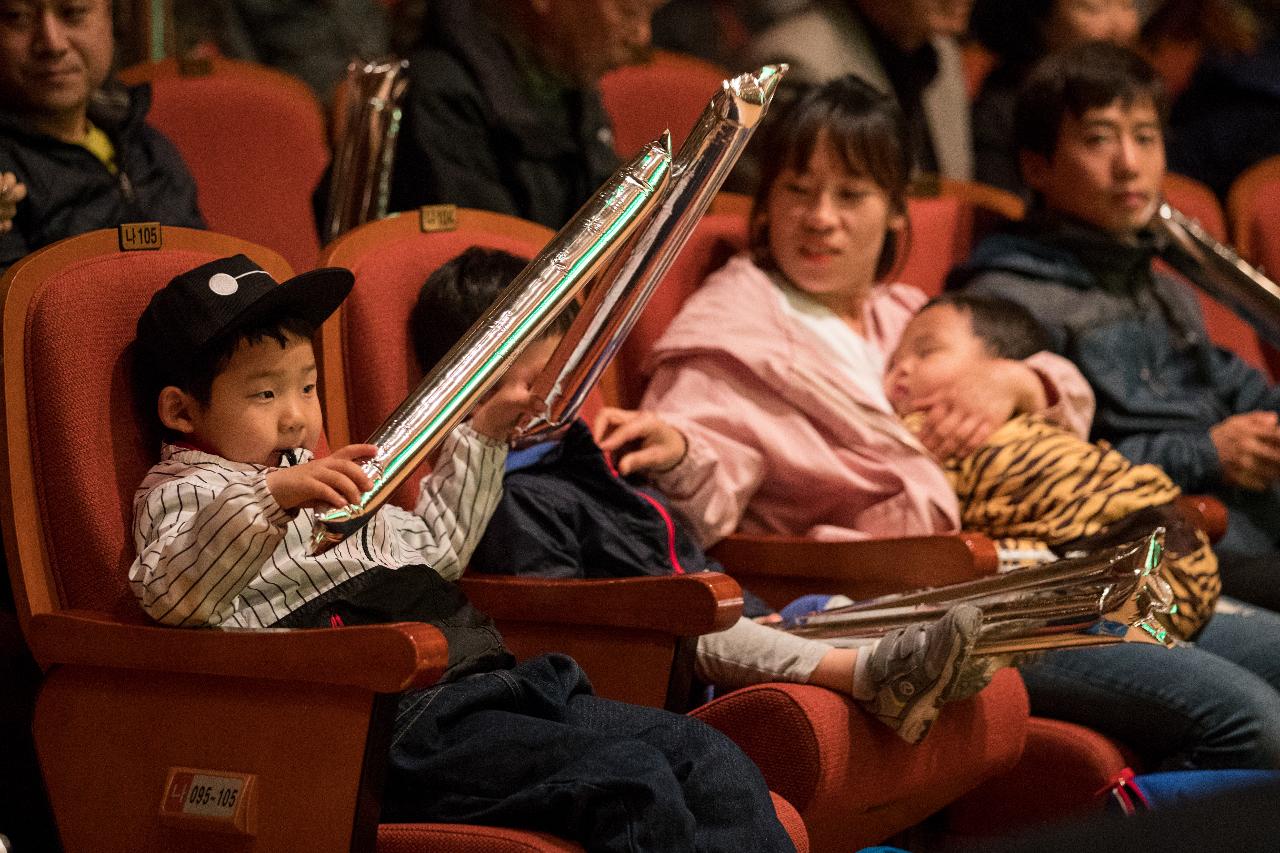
[887,292,1218,640]
[1159,0,1280,199]
[171,0,391,106]
[128,255,797,851]
[745,0,975,180]
[388,0,662,230]
[969,0,1140,196]
[411,245,994,744]
[643,74,1091,550]
[640,72,1280,771]
[0,0,204,273]
[950,41,1280,613]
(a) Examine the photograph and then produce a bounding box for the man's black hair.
[411,246,579,373]
[923,292,1050,360]
[1014,40,1169,161]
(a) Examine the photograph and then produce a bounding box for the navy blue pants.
[381,653,795,853]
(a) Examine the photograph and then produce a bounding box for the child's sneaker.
[860,604,982,744]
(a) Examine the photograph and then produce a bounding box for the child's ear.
[1019,150,1052,194]
[157,386,199,434]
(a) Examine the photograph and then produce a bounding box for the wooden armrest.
[459,573,742,636]
[27,610,448,693]
[1177,494,1228,544]
[709,532,997,607]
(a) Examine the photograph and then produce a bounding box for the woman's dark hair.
[749,74,911,281]
[1015,40,1168,161]
[410,246,579,373]
[923,293,1050,360]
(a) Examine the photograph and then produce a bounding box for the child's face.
[1022,97,1165,239]
[765,132,904,313]
[886,304,993,415]
[178,332,323,467]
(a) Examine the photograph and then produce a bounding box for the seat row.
[6,213,1197,852]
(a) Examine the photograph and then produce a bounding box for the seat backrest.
[117,58,330,274]
[318,209,556,508]
[1163,171,1274,377]
[1227,154,1280,264]
[0,228,293,628]
[599,50,730,157]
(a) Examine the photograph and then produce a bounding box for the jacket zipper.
[601,451,685,575]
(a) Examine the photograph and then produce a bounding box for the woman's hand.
[912,359,1046,459]
[592,407,688,476]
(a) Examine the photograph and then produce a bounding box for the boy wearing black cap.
[127,255,797,852]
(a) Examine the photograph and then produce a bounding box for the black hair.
[1014,40,1168,161]
[749,74,911,281]
[136,313,317,409]
[410,246,579,374]
[922,293,1050,360]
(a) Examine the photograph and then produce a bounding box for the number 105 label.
[160,768,255,833]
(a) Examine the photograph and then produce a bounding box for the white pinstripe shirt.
[129,424,506,629]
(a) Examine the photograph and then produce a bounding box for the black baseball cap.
[136,254,354,381]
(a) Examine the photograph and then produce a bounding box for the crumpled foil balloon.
[310,137,673,553]
[1155,202,1280,350]
[323,57,410,242]
[786,531,1177,656]
[512,64,787,446]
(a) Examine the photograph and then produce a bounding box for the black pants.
[381,653,795,853]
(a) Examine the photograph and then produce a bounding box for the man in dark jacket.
[0,0,204,272]
[388,0,662,230]
[950,41,1280,610]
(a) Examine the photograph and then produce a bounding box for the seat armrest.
[459,573,742,636]
[1177,494,1228,544]
[708,533,997,607]
[27,610,448,692]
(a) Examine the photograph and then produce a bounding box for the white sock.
[851,639,880,700]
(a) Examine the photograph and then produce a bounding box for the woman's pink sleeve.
[1026,351,1096,439]
[641,358,769,548]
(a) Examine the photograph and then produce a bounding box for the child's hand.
[592,407,688,476]
[0,172,27,234]
[266,443,378,511]
[470,381,538,442]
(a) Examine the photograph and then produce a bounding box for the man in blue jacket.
[0,0,204,272]
[951,41,1280,610]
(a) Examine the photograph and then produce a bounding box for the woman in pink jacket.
[629,75,1094,548]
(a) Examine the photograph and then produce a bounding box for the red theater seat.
[119,57,330,274]
[0,226,803,853]
[600,50,731,156]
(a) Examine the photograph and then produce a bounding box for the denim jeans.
[1019,598,1280,770]
[380,653,796,853]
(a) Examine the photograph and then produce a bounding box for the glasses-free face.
[0,0,113,135]
[161,332,324,468]
[886,304,993,415]
[1022,98,1165,239]
[538,0,663,84]
[764,133,904,318]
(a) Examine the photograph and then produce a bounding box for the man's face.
[0,0,112,129]
[1023,98,1165,239]
[541,0,663,84]
[859,0,975,47]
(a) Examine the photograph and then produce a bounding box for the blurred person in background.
[387,0,664,230]
[745,0,976,182]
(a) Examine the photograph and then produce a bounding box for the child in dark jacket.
[412,246,995,745]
